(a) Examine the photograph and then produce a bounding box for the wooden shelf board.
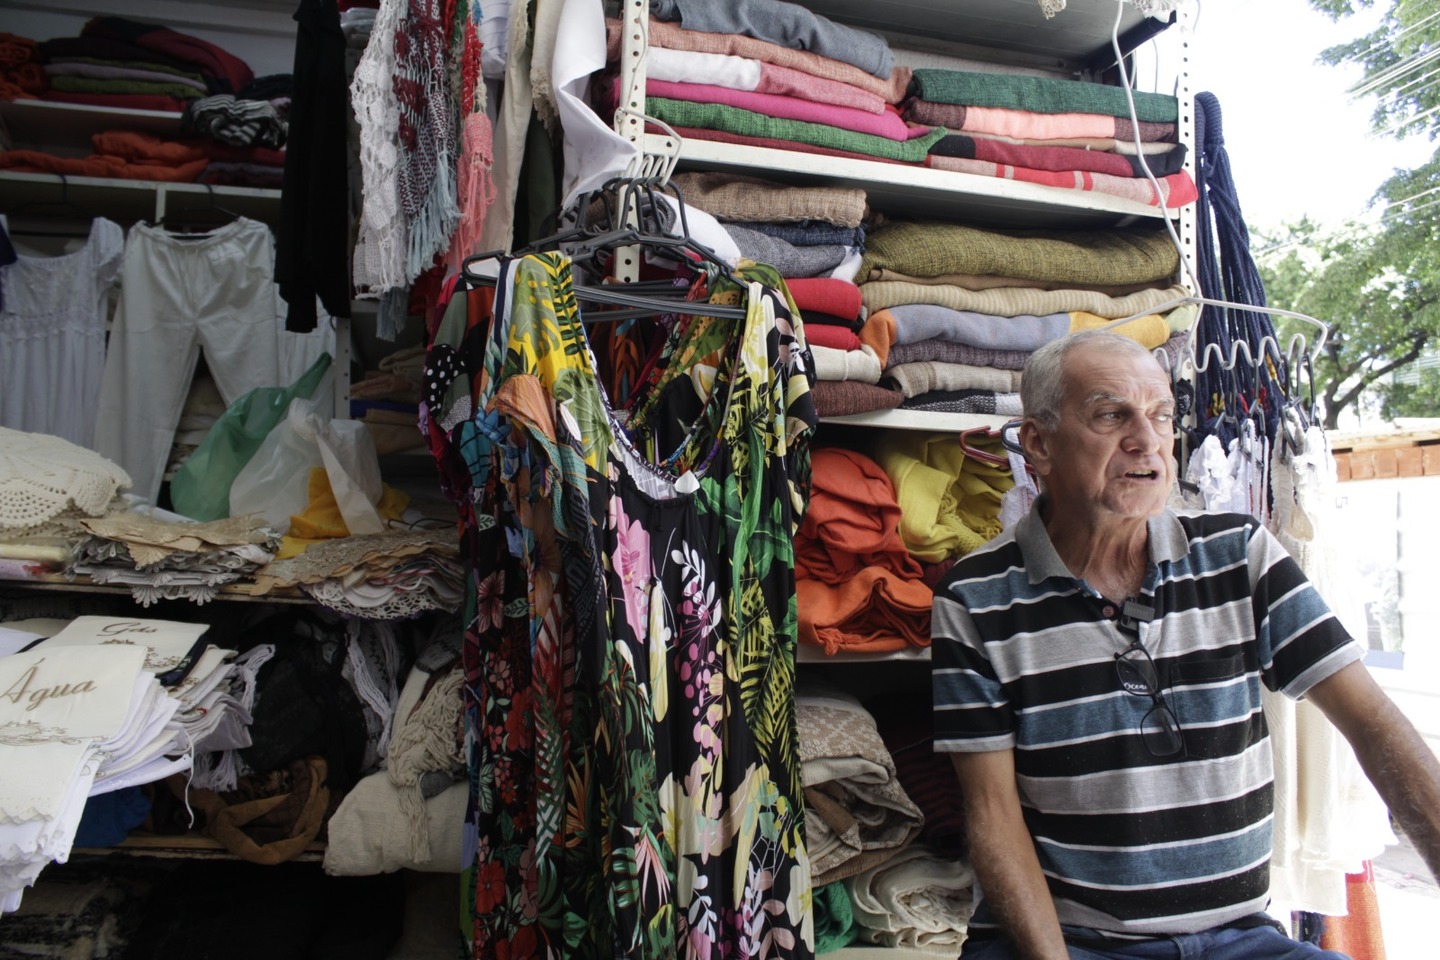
[0,573,313,605]
[0,99,185,153]
[74,833,325,862]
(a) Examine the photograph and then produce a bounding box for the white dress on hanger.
[1265,409,1394,915]
[0,218,123,449]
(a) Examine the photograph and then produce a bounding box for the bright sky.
[1147,0,1433,234]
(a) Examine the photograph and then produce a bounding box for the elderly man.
[932,330,1440,959]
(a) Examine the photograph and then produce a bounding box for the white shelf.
[799,644,931,664]
[819,409,1013,433]
[648,134,1169,229]
[823,946,950,959]
[0,171,281,225]
[0,100,283,225]
[0,99,185,154]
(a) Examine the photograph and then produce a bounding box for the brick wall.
[1331,433,1440,482]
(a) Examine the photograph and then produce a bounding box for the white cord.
[1100,0,1332,371]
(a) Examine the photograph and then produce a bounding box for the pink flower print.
[475,570,503,632]
[488,657,515,697]
[610,504,653,644]
[518,843,539,918]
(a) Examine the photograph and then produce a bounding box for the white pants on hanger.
[95,218,333,505]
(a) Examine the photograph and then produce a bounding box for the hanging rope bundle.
[1191,91,1291,450]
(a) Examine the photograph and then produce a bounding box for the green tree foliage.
[1256,1,1440,427]
[1257,214,1440,428]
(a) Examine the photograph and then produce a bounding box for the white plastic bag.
[230,397,386,535]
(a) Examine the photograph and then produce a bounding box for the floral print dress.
[423,252,816,960]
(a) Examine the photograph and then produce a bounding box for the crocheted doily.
[255,529,459,588]
[0,427,131,532]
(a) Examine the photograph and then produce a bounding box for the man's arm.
[1306,660,1440,882]
[950,750,1069,960]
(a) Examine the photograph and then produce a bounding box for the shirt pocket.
[1174,651,1247,684]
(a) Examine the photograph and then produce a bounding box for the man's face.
[1024,342,1176,524]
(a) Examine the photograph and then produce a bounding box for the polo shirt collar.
[1016,498,1189,586]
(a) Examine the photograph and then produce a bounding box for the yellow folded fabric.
[874,432,1011,563]
[277,468,411,560]
[1068,309,1170,349]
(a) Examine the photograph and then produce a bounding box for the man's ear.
[1019,418,1053,479]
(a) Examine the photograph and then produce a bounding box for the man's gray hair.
[1021,331,1163,430]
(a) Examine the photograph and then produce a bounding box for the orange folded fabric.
[0,148,207,182]
[91,129,209,165]
[798,569,933,655]
[797,447,932,654]
[797,447,920,582]
[0,32,44,99]
[858,308,897,369]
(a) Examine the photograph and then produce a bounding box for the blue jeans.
[959,922,1352,959]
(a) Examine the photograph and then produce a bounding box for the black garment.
[275,0,351,332]
[0,221,16,312]
[126,861,405,960]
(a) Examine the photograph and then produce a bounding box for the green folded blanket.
[911,68,1178,123]
[813,881,859,954]
[48,74,203,100]
[646,97,946,163]
[858,220,1180,287]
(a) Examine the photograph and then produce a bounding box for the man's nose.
[1124,417,1165,452]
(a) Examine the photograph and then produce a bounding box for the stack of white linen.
[0,642,158,912]
[0,615,250,912]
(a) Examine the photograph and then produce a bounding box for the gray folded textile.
[650,0,894,78]
[886,303,1069,351]
[884,339,1031,371]
[725,224,848,277]
[739,220,866,248]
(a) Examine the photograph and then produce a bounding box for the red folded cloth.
[0,148,207,182]
[805,325,863,351]
[83,16,253,94]
[786,277,863,322]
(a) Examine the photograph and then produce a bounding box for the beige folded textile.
[860,281,1191,320]
[672,171,868,227]
[846,845,975,954]
[884,361,1023,398]
[799,681,924,885]
[867,267,1170,297]
[80,514,276,569]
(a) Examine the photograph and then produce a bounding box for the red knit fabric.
[804,325,863,352]
[1319,862,1388,960]
[786,278,864,324]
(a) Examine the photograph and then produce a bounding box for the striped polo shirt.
[932,505,1364,938]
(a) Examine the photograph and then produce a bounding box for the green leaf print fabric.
[422,253,818,959]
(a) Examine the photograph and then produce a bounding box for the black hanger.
[151,184,242,231]
[565,176,739,285]
[461,174,748,321]
[8,173,97,222]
